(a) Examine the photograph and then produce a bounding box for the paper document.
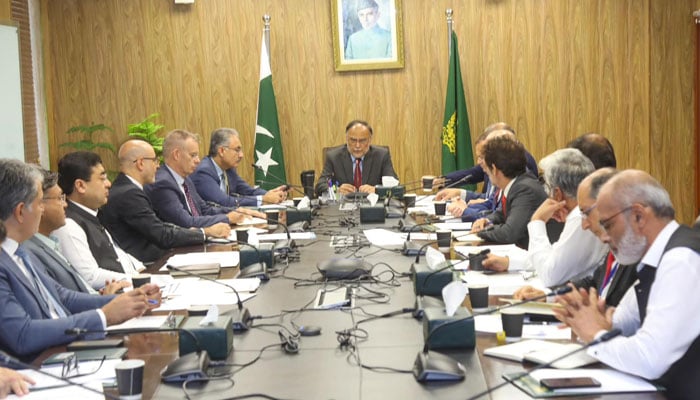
[161,251,240,271]
[455,244,521,258]
[155,277,257,311]
[399,232,436,241]
[363,229,404,249]
[256,232,316,241]
[433,222,473,231]
[106,315,168,331]
[12,359,123,399]
[237,217,268,226]
[461,271,545,295]
[451,233,483,244]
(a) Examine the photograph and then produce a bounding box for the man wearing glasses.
[191,128,288,207]
[555,170,700,399]
[315,120,398,196]
[99,140,229,263]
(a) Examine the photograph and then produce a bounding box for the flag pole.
[446,9,453,59]
[263,14,271,62]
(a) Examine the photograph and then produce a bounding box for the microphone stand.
[236,241,270,280]
[402,222,439,256]
[413,286,573,382]
[166,265,251,331]
[266,215,296,255]
[0,350,120,399]
[465,329,623,399]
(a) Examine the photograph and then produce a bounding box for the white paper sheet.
[160,251,240,271]
[433,222,473,231]
[106,315,168,331]
[362,229,404,249]
[256,232,316,241]
[154,278,258,311]
[475,315,571,339]
[461,271,545,295]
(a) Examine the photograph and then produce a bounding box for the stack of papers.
[15,359,122,399]
[160,251,240,271]
[156,277,259,311]
[506,368,659,396]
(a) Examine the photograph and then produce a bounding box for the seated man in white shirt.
[52,151,145,289]
[481,148,608,287]
[555,170,700,399]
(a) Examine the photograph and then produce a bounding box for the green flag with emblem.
[441,31,473,176]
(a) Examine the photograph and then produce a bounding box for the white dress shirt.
[588,221,700,380]
[52,201,143,289]
[518,207,607,286]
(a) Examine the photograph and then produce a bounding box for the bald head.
[118,140,159,185]
[599,170,674,220]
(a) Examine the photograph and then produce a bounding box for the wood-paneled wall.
[41,0,700,223]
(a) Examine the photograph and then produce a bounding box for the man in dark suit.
[471,136,548,248]
[100,140,230,262]
[0,159,160,361]
[25,169,129,294]
[191,128,287,207]
[315,120,398,196]
[145,129,248,229]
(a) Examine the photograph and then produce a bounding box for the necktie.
[353,159,362,189]
[600,252,617,291]
[221,172,229,194]
[501,194,507,217]
[182,182,200,217]
[635,263,656,323]
[15,246,68,318]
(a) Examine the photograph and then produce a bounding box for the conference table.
[37,200,665,399]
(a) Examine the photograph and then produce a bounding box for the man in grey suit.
[471,135,548,248]
[0,159,161,361]
[25,169,129,294]
[315,120,398,196]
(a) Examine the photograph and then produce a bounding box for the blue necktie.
[16,246,68,318]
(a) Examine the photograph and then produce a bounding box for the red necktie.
[601,252,616,290]
[353,159,362,189]
[183,182,200,217]
[501,194,507,217]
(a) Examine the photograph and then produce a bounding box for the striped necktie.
[16,246,68,318]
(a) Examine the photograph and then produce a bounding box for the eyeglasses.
[134,157,159,164]
[223,146,243,154]
[43,194,66,203]
[580,203,597,219]
[347,137,369,145]
[61,353,106,378]
[598,205,634,232]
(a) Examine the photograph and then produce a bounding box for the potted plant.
[127,113,165,161]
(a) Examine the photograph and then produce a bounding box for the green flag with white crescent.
[254,34,287,190]
[441,31,473,176]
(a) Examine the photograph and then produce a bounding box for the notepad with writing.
[484,339,598,369]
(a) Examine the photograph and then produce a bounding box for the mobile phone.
[540,377,601,390]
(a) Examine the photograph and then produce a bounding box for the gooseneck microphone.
[402,222,438,256]
[413,286,573,383]
[251,163,307,198]
[0,350,120,399]
[236,241,270,281]
[465,328,623,400]
[166,265,251,331]
[265,215,296,254]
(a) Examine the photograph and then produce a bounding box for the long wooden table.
[35,202,665,399]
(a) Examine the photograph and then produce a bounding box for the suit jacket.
[99,173,205,262]
[23,235,91,293]
[144,166,231,229]
[0,248,112,361]
[190,157,265,208]
[571,257,638,307]
[315,145,398,195]
[478,174,548,248]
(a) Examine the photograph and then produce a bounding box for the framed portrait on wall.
[331,0,404,72]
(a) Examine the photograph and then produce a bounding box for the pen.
[148,299,159,305]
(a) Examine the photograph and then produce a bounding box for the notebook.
[484,339,598,369]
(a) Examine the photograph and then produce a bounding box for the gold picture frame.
[331,0,404,72]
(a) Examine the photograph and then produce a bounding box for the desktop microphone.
[413,174,473,204]
[411,249,489,297]
[265,215,296,255]
[402,222,439,256]
[166,265,251,331]
[251,164,307,197]
[64,327,213,382]
[465,328,623,400]
[413,286,573,383]
[236,241,271,281]
[0,350,120,399]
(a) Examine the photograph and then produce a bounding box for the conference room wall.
[39,0,699,223]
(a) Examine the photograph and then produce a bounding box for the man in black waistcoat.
[52,152,144,290]
[555,169,700,400]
